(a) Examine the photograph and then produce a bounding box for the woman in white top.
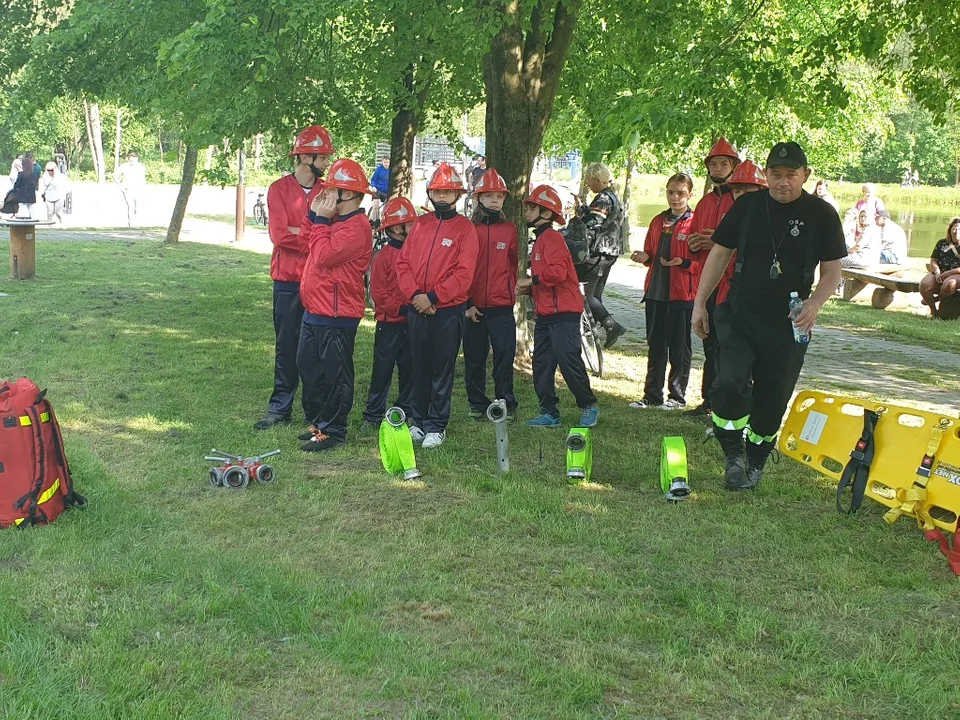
[40,162,68,224]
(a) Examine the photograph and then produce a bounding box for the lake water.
[630,196,957,259]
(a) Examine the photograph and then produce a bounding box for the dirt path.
[601,262,960,413]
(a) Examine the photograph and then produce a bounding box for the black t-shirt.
[713,189,846,303]
[931,238,960,272]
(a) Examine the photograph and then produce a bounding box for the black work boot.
[744,439,776,490]
[253,413,290,430]
[602,317,627,349]
[714,426,748,490]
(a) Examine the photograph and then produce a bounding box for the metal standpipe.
[486,399,510,473]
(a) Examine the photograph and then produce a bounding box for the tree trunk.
[166,146,199,244]
[254,134,262,171]
[158,126,164,159]
[83,99,106,183]
[389,65,431,199]
[622,148,636,250]
[482,0,582,357]
[114,108,122,172]
[205,145,214,170]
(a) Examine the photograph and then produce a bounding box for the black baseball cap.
[766,142,807,169]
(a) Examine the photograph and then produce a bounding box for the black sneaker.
[253,413,291,430]
[682,403,710,418]
[468,407,486,421]
[301,433,344,452]
[724,456,753,491]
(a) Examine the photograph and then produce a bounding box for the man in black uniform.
[692,142,846,490]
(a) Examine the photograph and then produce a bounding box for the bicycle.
[521,282,604,379]
[365,228,390,310]
[367,190,387,230]
[252,193,267,226]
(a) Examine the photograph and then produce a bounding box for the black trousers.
[699,290,719,408]
[643,300,692,405]
[363,321,413,423]
[267,286,306,418]
[463,309,517,411]
[533,317,597,417]
[582,256,617,324]
[296,323,357,441]
[407,308,465,433]
[711,293,808,439]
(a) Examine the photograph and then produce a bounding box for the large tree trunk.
[389,65,431,199]
[83,99,106,183]
[113,108,122,172]
[166,146,198,244]
[482,0,581,355]
[622,148,636,250]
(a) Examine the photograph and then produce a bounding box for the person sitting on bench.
[841,210,880,269]
[920,217,960,318]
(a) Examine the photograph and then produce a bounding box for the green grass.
[186,212,268,230]
[819,298,960,350]
[2,236,960,718]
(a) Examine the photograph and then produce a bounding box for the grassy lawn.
[818,298,960,350]
[1,236,959,719]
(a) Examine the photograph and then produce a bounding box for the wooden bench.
[840,266,920,309]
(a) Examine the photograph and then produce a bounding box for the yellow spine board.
[779,390,960,532]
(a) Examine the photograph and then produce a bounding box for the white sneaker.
[409,426,425,444]
[421,431,446,448]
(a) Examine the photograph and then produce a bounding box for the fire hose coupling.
[205,448,281,489]
[386,407,407,428]
[566,427,593,482]
[661,436,690,501]
[380,407,422,480]
[486,399,508,424]
[487,400,510,473]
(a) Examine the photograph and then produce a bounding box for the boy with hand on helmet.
[464,169,519,422]
[255,125,334,431]
[361,197,418,431]
[685,137,740,420]
[395,162,479,449]
[297,159,374,452]
[517,184,599,428]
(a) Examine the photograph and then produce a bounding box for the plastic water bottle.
[788,292,810,344]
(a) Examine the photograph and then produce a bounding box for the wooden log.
[10,224,36,280]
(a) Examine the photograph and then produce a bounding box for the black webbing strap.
[732,197,757,276]
[836,409,882,514]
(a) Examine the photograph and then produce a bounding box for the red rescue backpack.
[0,378,86,527]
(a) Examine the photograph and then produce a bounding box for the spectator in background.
[41,161,68,225]
[841,209,880,268]
[7,155,23,192]
[468,156,487,190]
[845,183,886,226]
[114,150,147,226]
[369,156,390,201]
[12,152,39,218]
[813,180,839,214]
[876,210,907,265]
[920,217,960,318]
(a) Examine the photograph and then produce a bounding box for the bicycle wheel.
[580,306,603,378]
[253,203,266,225]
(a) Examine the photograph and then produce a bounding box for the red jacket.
[690,187,736,302]
[300,210,373,320]
[267,174,323,283]
[396,212,479,309]
[469,219,519,309]
[370,240,407,323]
[530,226,583,317]
[640,210,698,303]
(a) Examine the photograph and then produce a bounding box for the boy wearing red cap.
[297,159,374,452]
[517,184,598,428]
[686,136,740,419]
[464,168,519,421]
[361,197,418,429]
[255,125,334,430]
[395,162,479,448]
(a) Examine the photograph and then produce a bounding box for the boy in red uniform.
[395,162,479,448]
[627,173,698,409]
[297,159,373,451]
[517,184,599,428]
[255,125,334,430]
[464,168,519,420]
[685,137,740,419]
[361,197,418,429]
